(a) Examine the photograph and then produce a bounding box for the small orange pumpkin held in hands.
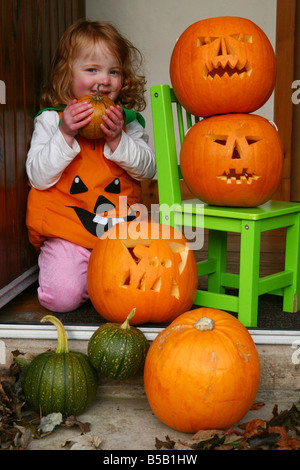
[180,113,283,207]
[78,84,115,139]
[170,16,276,117]
[87,221,198,325]
[144,308,260,433]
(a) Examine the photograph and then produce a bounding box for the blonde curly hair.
[40,19,147,111]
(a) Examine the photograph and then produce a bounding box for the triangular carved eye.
[245,136,262,145]
[206,135,228,146]
[70,176,88,194]
[229,33,253,43]
[197,36,218,46]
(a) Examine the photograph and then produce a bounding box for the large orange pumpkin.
[180,113,283,207]
[78,84,115,139]
[87,221,198,325]
[170,16,276,117]
[144,308,260,432]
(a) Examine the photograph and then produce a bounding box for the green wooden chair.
[150,84,300,327]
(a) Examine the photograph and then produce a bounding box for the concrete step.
[26,386,299,451]
[2,324,300,390]
[1,325,300,450]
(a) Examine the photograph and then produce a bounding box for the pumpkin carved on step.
[87,221,198,325]
[170,16,276,117]
[144,308,260,433]
[180,113,283,207]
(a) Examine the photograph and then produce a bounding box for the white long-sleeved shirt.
[26,110,156,190]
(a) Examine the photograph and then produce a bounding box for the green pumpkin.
[88,309,149,380]
[24,315,98,416]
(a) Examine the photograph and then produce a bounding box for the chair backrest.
[150,84,200,208]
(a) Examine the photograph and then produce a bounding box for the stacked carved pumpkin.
[170,16,283,207]
[143,17,263,433]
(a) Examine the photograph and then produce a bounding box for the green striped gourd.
[88,309,149,380]
[24,315,98,416]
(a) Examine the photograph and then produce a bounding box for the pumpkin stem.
[41,315,69,354]
[96,83,102,98]
[95,83,110,109]
[193,316,214,331]
[120,308,136,330]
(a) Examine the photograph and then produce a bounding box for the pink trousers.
[37,238,91,312]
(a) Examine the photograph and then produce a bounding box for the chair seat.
[176,199,300,219]
[169,199,300,235]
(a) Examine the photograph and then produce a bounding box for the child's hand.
[60,100,93,147]
[101,105,124,152]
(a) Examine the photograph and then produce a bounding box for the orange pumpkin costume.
[26,108,146,250]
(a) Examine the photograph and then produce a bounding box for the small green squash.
[88,309,149,380]
[24,315,98,416]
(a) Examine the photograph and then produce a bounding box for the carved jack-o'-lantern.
[170,16,276,117]
[180,113,283,207]
[87,221,198,325]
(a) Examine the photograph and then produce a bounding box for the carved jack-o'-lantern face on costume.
[66,174,137,239]
[170,16,276,117]
[180,113,283,207]
[87,221,198,325]
[26,137,141,250]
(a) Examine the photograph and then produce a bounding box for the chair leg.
[283,212,300,312]
[207,230,227,294]
[238,220,261,327]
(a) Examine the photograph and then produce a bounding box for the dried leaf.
[12,425,32,450]
[248,432,279,450]
[155,436,175,450]
[192,429,224,441]
[155,431,235,451]
[12,351,35,371]
[250,401,265,411]
[63,433,102,450]
[38,413,63,433]
[223,433,245,446]
[63,415,91,433]
[269,426,300,450]
[269,404,300,428]
[0,380,14,407]
[173,441,193,450]
[243,418,267,437]
[20,427,32,449]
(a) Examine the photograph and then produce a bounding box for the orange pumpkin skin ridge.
[78,92,115,139]
[87,221,198,325]
[170,16,276,117]
[180,113,283,207]
[144,308,260,433]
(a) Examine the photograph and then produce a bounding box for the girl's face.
[71,41,123,101]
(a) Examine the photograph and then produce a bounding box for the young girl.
[26,19,156,313]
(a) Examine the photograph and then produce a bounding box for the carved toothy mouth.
[217,168,260,184]
[69,205,137,238]
[203,61,252,80]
